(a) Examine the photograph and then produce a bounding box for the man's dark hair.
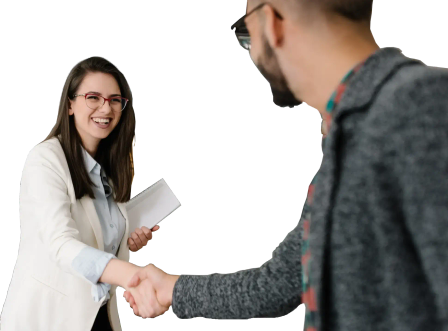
[302,0,373,22]
[253,0,373,26]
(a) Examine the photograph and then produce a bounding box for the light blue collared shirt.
[71,148,126,305]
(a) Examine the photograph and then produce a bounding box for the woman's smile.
[91,118,112,129]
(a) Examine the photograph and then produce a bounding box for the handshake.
[123,225,179,318]
[122,264,180,319]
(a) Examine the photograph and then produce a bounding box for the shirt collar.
[81,146,100,175]
[332,47,422,118]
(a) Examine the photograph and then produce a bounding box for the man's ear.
[262,5,284,49]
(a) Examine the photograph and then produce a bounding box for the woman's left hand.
[128,225,160,252]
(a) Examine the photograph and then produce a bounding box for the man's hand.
[128,225,160,252]
[123,264,180,318]
[126,278,168,318]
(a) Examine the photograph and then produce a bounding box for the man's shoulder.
[388,63,448,93]
[369,64,448,126]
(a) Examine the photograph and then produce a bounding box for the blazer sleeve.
[20,142,96,278]
[72,246,115,301]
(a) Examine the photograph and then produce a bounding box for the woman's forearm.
[100,259,140,288]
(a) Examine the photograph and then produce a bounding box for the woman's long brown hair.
[45,57,136,202]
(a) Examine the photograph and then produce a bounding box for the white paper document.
[126,179,181,235]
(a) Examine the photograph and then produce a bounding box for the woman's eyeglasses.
[73,93,129,112]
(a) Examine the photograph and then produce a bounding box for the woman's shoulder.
[28,136,62,158]
[25,136,68,172]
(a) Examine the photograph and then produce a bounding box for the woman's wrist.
[121,262,142,289]
[100,259,141,288]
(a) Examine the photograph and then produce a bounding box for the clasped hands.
[124,224,178,318]
[123,264,179,318]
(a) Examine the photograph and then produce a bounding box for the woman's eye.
[111,98,121,103]
[87,96,100,100]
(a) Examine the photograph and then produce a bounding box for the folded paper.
[126,179,181,235]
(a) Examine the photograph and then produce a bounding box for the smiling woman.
[48,58,135,202]
[0,57,159,331]
[71,76,126,153]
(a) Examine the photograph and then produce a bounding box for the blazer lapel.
[80,196,105,251]
[80,179,129,255]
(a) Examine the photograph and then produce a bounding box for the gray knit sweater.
[172,48,448,331]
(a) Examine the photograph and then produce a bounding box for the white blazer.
[1,137,130,331]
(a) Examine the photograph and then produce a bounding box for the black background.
[1,0,448,330]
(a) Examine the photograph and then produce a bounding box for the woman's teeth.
[93,118,110,124]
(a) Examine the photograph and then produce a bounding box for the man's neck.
[287,24,379,117]
[311,42,380,115]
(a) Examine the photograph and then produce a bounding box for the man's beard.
[255,37,302,108]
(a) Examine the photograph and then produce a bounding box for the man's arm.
[171,218,303,319]
[160,275,180,307]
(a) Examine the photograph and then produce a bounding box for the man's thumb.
[128,271,142,288]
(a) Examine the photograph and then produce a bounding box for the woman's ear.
[68,99,73,116]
